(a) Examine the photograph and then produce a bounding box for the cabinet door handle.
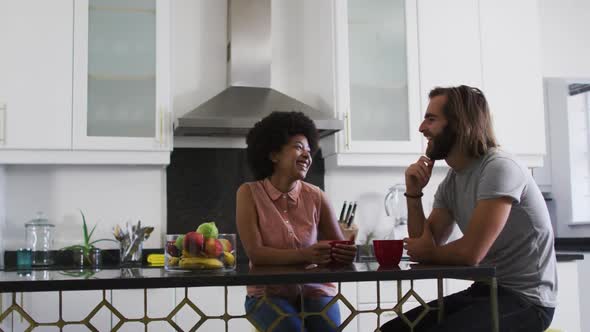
[164,107,171,149]
[345,112,351,150]
[158,107,164,146]
[168,109,173,149]
[0,103,6,144]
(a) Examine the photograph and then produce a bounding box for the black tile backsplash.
[166,148,325,263]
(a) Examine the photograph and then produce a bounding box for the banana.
[223,252,235,267]
[168,256,180,266]
[179,257,223,269]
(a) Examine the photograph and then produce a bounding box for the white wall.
[3,166,166,250]
[324,166,450,244]
[539,0,590,78]
[0,166,5,267]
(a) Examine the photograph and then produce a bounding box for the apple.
[175,235,185,251]
[218,238,232,252]
[204,238,224,258]
[183,231,204,256]
[196,222,218,239]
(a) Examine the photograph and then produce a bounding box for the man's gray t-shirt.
[433,149,557,307]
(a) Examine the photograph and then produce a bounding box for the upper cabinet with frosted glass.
[73,0,171,152]
[324,0,545,168]
[324,0,422,167]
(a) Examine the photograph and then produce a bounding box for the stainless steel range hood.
[174,0,343,138]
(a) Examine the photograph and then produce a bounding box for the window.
[567,85,590,222]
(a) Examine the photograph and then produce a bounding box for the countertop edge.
[555,237,590,252]
[556,253,585,262]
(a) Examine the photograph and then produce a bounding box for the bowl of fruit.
[165,222,236,271]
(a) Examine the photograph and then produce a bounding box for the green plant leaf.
[80,210,89,246]
[61,245,86,251]
[89,239,117,245]
[60,210,114,260]
[88,223,98,243]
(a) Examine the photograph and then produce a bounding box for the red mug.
[373,239,403,266]
[328,240,354,262]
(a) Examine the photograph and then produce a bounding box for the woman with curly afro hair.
[236,111,357,331]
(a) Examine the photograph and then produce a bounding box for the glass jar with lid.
[25,212,55,266]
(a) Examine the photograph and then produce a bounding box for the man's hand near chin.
[404,225,436,263]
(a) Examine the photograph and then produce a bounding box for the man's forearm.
[407,196,426,238]
[430,238,478,266]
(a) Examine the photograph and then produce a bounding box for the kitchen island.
[0,261,498,332]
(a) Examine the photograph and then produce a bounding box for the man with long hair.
[381,85,557,331]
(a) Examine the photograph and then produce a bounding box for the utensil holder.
[120,241,143,266]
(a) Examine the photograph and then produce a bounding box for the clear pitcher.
[384,184,408,227]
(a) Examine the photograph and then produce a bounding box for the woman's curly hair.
[246,111,319,180]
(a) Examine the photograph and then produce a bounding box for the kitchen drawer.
[444,278,473,296]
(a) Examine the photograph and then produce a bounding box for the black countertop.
[0,262,496,293]
[554,237,590,252]
[556,252,585,261]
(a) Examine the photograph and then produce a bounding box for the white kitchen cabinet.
[579,254,590,332]
[357,279,439,305]
[356,279,440,331]
[324,0,546,168]
[324,0,423,168]
[447,261,584,332]
[444,278,472,296]
[0,292,13,331]
[356,302,397,331]
[0,0,73,151]
[73,0,172,153]
[550,260,582,332]
[13,289,111,332]
[171,284,356,331]
[0,0,171,164]
[417,0,486,155]
[417,0,483,113]
[173,286,254,331]
[325,0,483,167]
[111,288,176,331]
[479,0,545,166]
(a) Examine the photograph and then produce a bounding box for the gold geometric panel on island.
[0,280,443,331]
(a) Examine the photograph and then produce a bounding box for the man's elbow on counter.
[463,256,482,266]
[457,248,485,266]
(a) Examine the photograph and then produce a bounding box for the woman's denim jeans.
[245,295,341,332]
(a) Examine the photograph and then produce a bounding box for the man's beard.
[426,126,456,160]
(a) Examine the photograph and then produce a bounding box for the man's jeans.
[380,282,554,332]
[245,295,341,332]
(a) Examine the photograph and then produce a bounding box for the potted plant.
[62,210,116,266]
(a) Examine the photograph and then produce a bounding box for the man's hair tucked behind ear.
[429,85,498,158]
